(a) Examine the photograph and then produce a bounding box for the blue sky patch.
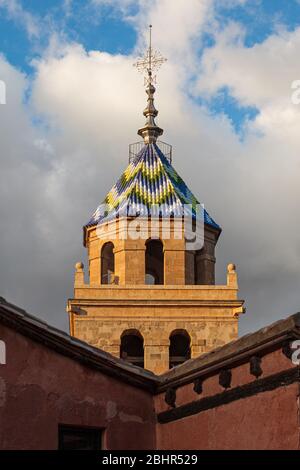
[194,87,259,137]
[208,87,259,135]
[0,0,299,134]
[215,0,300,47]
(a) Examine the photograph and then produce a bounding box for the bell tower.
[67,27,245,374]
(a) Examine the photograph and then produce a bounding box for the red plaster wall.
[1,321,299,450]
[0,324,155,450]
[156,351,300,450]
[156,384,299,449]
[155,350,294,414]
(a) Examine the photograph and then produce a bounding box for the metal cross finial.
[134,25,166,144]
[134,25,167,85]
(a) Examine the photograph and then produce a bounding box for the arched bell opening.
[145,239,164,285]
[169,329,191,368]
[101,242,115,284]
[120,330,144,368]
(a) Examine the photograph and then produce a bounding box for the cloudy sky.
[0,0,300,336]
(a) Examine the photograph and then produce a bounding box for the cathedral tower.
[67,27,244,374]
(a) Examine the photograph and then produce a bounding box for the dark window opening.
[145,239,164,285]
[101,242,115,284]
[58,425,102,450]
[169,330,191,368]
[120,330,144,368]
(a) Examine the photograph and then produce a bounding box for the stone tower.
[67,28,245,374]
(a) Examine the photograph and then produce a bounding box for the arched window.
[145,239,164,285]
[120,330,144,368]
[101,242,115,284]
[169,330,191,368]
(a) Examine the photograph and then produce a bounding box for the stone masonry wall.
[73,317,238,375]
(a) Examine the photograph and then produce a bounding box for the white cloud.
[198,24,300,133]
[0,0,40,38]
[1,0,300,336]
[63,0,73,17]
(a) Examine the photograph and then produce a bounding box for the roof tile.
[85,144,220,230]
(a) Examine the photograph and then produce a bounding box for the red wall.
[155,350,300,450]
[0,324,155,450]
[1,321,299,450]
[156,384,299,450]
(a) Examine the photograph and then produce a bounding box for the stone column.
[195,252,216,285]
[123,247,146,284]
[115,239,146,285]
[87,235,101,285]
[144,340,170,375]
[164,249,186,285]
[114,246,126,285]
[185,251,195,284]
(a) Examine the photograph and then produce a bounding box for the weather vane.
[134,25,167,85]
[133,25,167,144]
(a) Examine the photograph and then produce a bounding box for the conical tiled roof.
[85,144,220,232]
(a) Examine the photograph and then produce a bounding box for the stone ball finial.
[75,262,84,271]
[227,263,236,273]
